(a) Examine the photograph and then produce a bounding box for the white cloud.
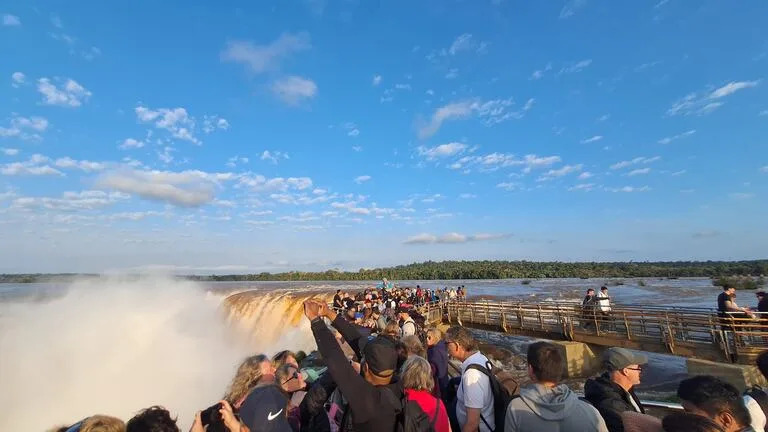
[449,152,560,173]
[658,129,696,145]
[578,172,593,179]
[496,182,520,191]
[2,14,20,26]
[559,59,592,74]
[37,78,91,107]
[1,147,19,156]
[627,167,651,176]
[610,156,660,170]
[671,170,686,176]
[759,165,768,173]
[11,190,128,212]
[418,142,468,160]
[668,80,760,116]
[354,175,371,184]
[580,135,603,144]
[447,33,487,55]
[445,68,459,79]
[1,154,63,176]
[220,32,311,73]
[605,186,651,193]
[459,193,476,199]
[568,183,595,192]
[372,75,382,86]
[54,157,105,172]
[760,110,768,117]
[418,97,534,138]
[342,122,360,137]
[97,169,232,207]
[538,164,583,181]
[11,72,25,87]
[597,114,610,122]
[730,192,754,200]
[271,75,318,105]
[135,105,201,144]
[260,150,289,164]
[226,156,249,167]
[0,115,49,141]
[202,115,230,133]
[529,63,552,80]
[404,232,508,245]
[119,138,144,150]
[239,174,313,193]
[559,0,587,19]
[351,146,362,152]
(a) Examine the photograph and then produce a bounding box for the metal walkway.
[417,300,768,364]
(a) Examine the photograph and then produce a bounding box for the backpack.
[384,388,441,432]
[744,386,768,432]
[464,361,520,432]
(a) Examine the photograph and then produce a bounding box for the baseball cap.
[602,347,648,371]
[238,385,292,432]
[359,336,398,376]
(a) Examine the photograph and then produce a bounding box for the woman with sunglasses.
[276,363,307,431]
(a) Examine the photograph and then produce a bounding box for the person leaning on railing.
[718,285,755,330]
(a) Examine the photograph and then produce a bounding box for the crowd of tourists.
[52,284,768,432]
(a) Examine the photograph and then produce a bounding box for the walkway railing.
[419,299,768,364]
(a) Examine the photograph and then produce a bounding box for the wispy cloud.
[135,105,204,145]
[0,115,49,141]
[271,76,318,105]
[558,59,592,75]
[537,164,583,181]
[221,32,311,73]
[760,165,768,173]
[667,80,760,116]
[658,129,696,145]
[605,185,651,193]
[97,169,232,207]
[37,78,91,107]
[610,156,660,170]
[559,0,587,19]
[418,98,534,138]
[372,75,382,86]
[11,72,25,87]
[418,142,468,160]
[119,138,144,150]
[568,183,595,191]
[1,154,63,176]
[627,167,650,176]
[1,147,19,156]
[459,193,476,199]
[260,150,289,164]
[449,153,560,173]
[730,192,754,200]
[530,62,552,80]
[580,135,603,144]
[2,14,21,26]
[404,232,509,245]
[354,175,371,184]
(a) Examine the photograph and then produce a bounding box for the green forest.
[2,260,766,283]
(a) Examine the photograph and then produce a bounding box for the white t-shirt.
[597,291,611,312]
[457,351,495,432]
[401,318,416,337]
[744,395,767,432]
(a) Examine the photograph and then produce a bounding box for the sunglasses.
[282,370,300,385]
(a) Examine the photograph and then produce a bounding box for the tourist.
[303,299,403,432]
[297,366,338,432]
[223,354,275,408]
[238,384,293,432]
[342,292,355,310]
[400,355,452,432]
[598,286,612,329]
[273,350,299,370]
[402,334,426,357]
[276,363,308,430]
[399,306,418,337]
[445,326,495,432]
[382,320,402,340]
[53,415,126,432]
[333,290,343,312]
[718,285,753,329]
[584,347,647,432]
[756,292,768,329]
[677,375,754,432]
[126,406,179,432]
[582,288,598,328]
[373,307,387,332]
[662,412,726,432]
[505,341,608,432]
[426,327,449,399]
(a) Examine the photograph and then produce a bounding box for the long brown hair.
[223,354,270,404]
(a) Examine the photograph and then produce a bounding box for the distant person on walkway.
[399,306,417,338]
[445,326,495,432]
[582,288,598,328]
[584,348,647,432]
[677,375,754,432]
[598,286,613,331]
[718,285,754,330]
[505,341,608,432]
[333,289,343,312]
[756,292,768,328]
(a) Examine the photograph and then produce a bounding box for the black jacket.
[299,371,336,432]
[310,315,402,432]
[584,373,644,432]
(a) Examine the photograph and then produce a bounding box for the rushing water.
[0,277,742,429]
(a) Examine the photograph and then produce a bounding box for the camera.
[200,402,223,427]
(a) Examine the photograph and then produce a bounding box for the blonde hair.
[223,354,270,404]
[81,416,125,432]
[383,320,401,338]
[426,327,442,342]
[401,356,434,392]
[401,335,426,358]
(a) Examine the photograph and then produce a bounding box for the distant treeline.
[2,260,766,284]
[188,260,768,282]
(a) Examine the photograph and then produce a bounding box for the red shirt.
[404,389,450,432]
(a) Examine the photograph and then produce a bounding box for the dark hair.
[394,340,408,370]
[662,412,725,432]
[337,289,341,294]
[757,350,768,380]
[527,342,564,383]
[126,406,179,432]
[586,288,595,293]
[601,286,608,291]
[676,375,750,428]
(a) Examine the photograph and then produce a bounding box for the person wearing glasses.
[584,348,648,432]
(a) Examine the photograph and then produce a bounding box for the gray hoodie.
[505,383,608,432]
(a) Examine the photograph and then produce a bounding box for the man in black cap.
[238,384,292,432]
[584,347,648,432]
[303,299,402,432]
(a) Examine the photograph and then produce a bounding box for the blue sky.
[1,0,767,273]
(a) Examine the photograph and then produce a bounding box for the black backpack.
[744,385,768,432]
[464,361,520,432]
[384,388,441,432]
